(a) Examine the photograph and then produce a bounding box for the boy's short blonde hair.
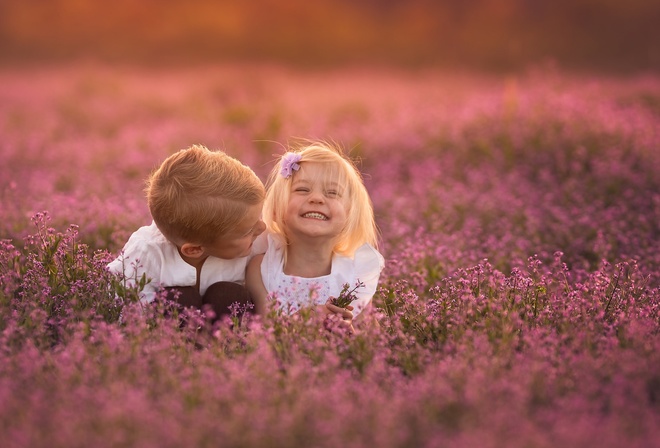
[147,144,265,245]
[264,141,378,256]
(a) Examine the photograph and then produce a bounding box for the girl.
[246,141,384,331]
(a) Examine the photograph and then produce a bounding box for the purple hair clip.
[280,152,302,178]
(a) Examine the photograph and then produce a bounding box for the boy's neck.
[178,249,208,269]
[179,251,208,291]
[283,239,335,278]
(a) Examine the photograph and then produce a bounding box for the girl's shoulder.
[332,243,384,279]
[353,243,385,270]
[260,233,285,276]
[265,232,285,251]
[249,231,269,257]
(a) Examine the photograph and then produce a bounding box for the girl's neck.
[283,239,335,278]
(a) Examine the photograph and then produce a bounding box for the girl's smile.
[301,212,329,220]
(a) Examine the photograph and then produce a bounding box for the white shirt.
[260,234,385,316]
[107,221,267,304]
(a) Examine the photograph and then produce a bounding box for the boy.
[108,144,267,319]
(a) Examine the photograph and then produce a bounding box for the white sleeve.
[259,234,283,293]
[107,235,162,304]
[350,244,385,315]
[249,231,269,258]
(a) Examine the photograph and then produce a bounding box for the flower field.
[1,63,659,447]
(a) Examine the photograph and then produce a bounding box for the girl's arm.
[350,244,385,316]
[245,254,268,315]
[324,301,356,334]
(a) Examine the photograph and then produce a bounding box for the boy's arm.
[107,232,162,305]
[245,254,268,315]
[108,254,158,304]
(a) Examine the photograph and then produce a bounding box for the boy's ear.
[179,243,205,258]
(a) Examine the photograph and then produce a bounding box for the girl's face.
[284,162,348,243]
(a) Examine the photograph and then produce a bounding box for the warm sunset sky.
[1,0,658,71]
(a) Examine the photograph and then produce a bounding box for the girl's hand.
[324,300,355,334]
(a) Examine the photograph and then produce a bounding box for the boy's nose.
[254,220,266,236]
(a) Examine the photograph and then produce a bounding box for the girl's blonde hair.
[263,141,378,256]
[147,144,265,245]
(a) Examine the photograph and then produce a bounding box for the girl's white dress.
[260,234,385,316]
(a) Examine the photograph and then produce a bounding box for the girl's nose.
[308,191,325,203]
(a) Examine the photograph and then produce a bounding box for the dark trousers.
[164,281,254,324]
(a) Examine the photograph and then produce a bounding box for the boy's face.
[203,203,266,259]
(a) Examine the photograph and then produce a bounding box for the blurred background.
[1,0,659,72]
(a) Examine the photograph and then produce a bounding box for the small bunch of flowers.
[331,280,365,308]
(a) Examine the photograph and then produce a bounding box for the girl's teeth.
[303,212,328,220]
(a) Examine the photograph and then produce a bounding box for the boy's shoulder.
[117,221,175,261]
[129,221,167,242]
[108,221,183,277]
